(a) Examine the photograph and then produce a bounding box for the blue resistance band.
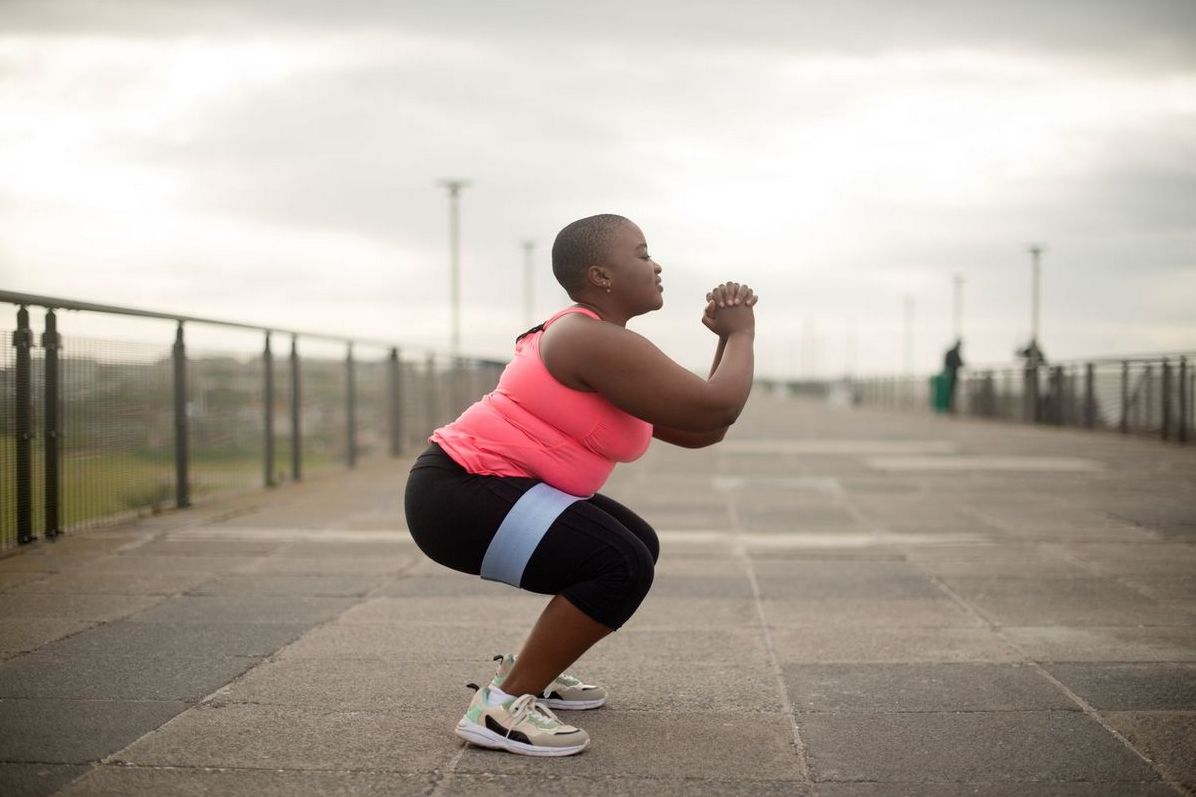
[480,483,583,587]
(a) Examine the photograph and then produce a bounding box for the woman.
[404,213,757,757]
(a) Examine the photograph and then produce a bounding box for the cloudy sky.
[1,0,1193,376]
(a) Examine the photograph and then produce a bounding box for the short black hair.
[551,214,632,296]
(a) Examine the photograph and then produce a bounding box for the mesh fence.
[1,301,506,552]
[854,356,1193,442]
[187,349,267,498]
[60,336,176,531]
[1,326,20,548]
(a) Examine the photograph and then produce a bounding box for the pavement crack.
[724,492,817,790]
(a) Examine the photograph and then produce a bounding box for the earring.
[605,286,611,293]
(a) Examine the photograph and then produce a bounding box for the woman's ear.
[586,265,611,290]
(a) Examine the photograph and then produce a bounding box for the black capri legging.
[403,444,658,630]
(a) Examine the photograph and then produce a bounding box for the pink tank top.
[430,307,653,496]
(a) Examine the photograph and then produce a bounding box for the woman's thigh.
[404,447,537,575]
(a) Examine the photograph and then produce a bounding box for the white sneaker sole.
[455,718,589,757]
[540,695,606,710]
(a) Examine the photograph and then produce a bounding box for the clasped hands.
[702,281,758,337]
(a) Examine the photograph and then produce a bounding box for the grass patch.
[0,439,336,549]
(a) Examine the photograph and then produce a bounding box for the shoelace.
[506,694,563,731]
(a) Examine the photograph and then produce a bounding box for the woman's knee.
[603,537,656,617]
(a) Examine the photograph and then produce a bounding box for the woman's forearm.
[707,330,755,423]
[708,336,728,379]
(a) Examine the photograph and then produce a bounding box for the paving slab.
[57,766,437,797]
[799,711,1160,783]
[441,773,812,796]
[0,698,186,763]
[115,703,454,772]
[1043,663,1196,710]
[760,597,981,628]
[118,539,284,557]
[0,593,162,622]
[0,619,94,659]
[452,710,805,781]
[126,594,355,625]
[1065,543,1196,576]
[0,572,49,592]
[752,560,943,600]
[60,554,256,574]
[816,783,1177,796]
[639,574,756,599]
[212,655,486,710]
[940,578,1190,626]
[7,570,214,596]
[336,595,548,627]
[1003,626,1196,662]
[591,627,770,667]
[784,663,1075,712]
[0,763,90,797]
[239,553,415,575]
[0,652,262,701]
[575,661,782,712]
[625,596,761,628]
[187,573,386,596]
[770,626,1022,663]
[38,620,310,658]
[1106,710,1196,790]
[277,621,525,661]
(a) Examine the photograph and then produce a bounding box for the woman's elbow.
[702,427,729,447]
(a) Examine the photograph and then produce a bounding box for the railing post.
[263,332,275,487]
[1161,358,1172,442]
[14,306,34,544]
[42,310,61,539]
[1050,366,1064,425]
[1180,357,1189,444]
[1144,364,1154,431]
[388,347,402,457]
[290,335,301,482]
[424,353,437,438]
[1120,361,1129,433]
[345,343,356,468]
[1084,362,1095,429]
[172,321,190,509]
[1023,365,1038,423]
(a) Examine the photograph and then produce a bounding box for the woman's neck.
[572,299,629,327]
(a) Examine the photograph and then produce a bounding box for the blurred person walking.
[404,214,757,756]
[943,339,964,412]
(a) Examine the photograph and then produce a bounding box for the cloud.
[1,1,1193,376]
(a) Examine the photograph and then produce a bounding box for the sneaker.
[455,683,589,757]
[492,653,608,710]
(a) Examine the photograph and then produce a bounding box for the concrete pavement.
[1,392,1194,795]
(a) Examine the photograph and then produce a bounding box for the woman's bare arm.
[651,335,733,447]
[541,302,755,433]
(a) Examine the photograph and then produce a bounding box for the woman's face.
[607,222,663,314]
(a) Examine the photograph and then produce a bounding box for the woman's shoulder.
[544,305,601,327]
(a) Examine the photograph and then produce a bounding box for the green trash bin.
[930,371,952,413]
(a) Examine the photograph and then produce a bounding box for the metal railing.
[850,353,1193,444]
[0,291,505,551]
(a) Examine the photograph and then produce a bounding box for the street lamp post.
[438,179,470,358]
[952,273,964,342]
[1026,243,1046,345]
